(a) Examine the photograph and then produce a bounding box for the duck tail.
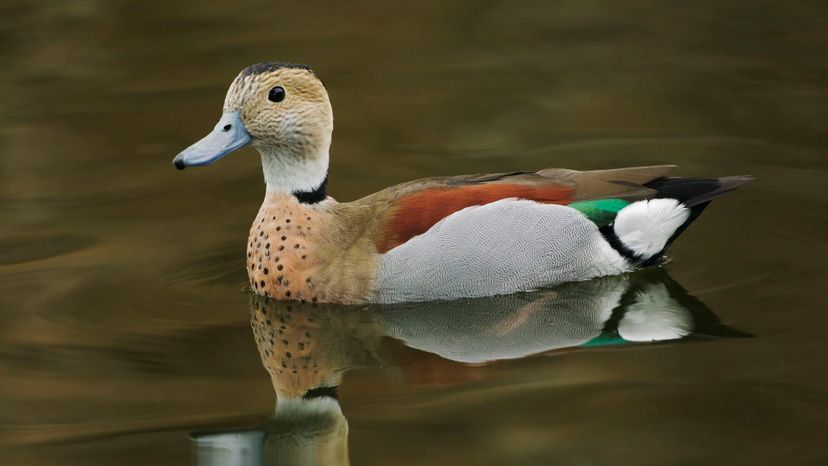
[601,175,753,266]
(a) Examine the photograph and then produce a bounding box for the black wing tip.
[645,174,754,207]
[717,175,755,190]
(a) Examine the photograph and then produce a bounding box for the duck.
[173,62,751,304]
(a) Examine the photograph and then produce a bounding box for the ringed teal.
[173,62,751,304]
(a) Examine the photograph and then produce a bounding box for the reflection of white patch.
[614,199,689,260]
[618,283,692,342]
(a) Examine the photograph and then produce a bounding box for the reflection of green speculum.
[582,331,627,347]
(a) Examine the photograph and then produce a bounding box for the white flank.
[613,198,690,260]
[374,199,631,303]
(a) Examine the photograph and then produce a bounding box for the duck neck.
[293,176,328,204]
[259,144,329,201]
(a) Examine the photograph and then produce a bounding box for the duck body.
[173,62,751,305]
[246,166,750,304]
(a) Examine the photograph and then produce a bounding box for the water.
[1,1,827,464]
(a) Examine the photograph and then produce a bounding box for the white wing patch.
[613,198,689,260]
[374,199,630,303]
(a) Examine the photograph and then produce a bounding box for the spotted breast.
[246,193,377,304]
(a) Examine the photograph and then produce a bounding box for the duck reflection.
[379,268,747,363]
[191,269,746,466]
[192,304,379,466]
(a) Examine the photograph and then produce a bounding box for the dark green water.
[1,1,827,465]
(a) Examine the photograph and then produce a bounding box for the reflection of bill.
[191,301,379,466]
[190,268,747,466]
[191,393,347,466]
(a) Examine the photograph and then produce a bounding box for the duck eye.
[268,86,286,103]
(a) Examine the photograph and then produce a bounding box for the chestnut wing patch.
[377,183,575,253]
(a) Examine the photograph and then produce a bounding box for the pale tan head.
[174,62,333,194]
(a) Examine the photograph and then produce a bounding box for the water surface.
[1,1,827,465]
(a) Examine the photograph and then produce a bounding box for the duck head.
[173,62,332,194]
